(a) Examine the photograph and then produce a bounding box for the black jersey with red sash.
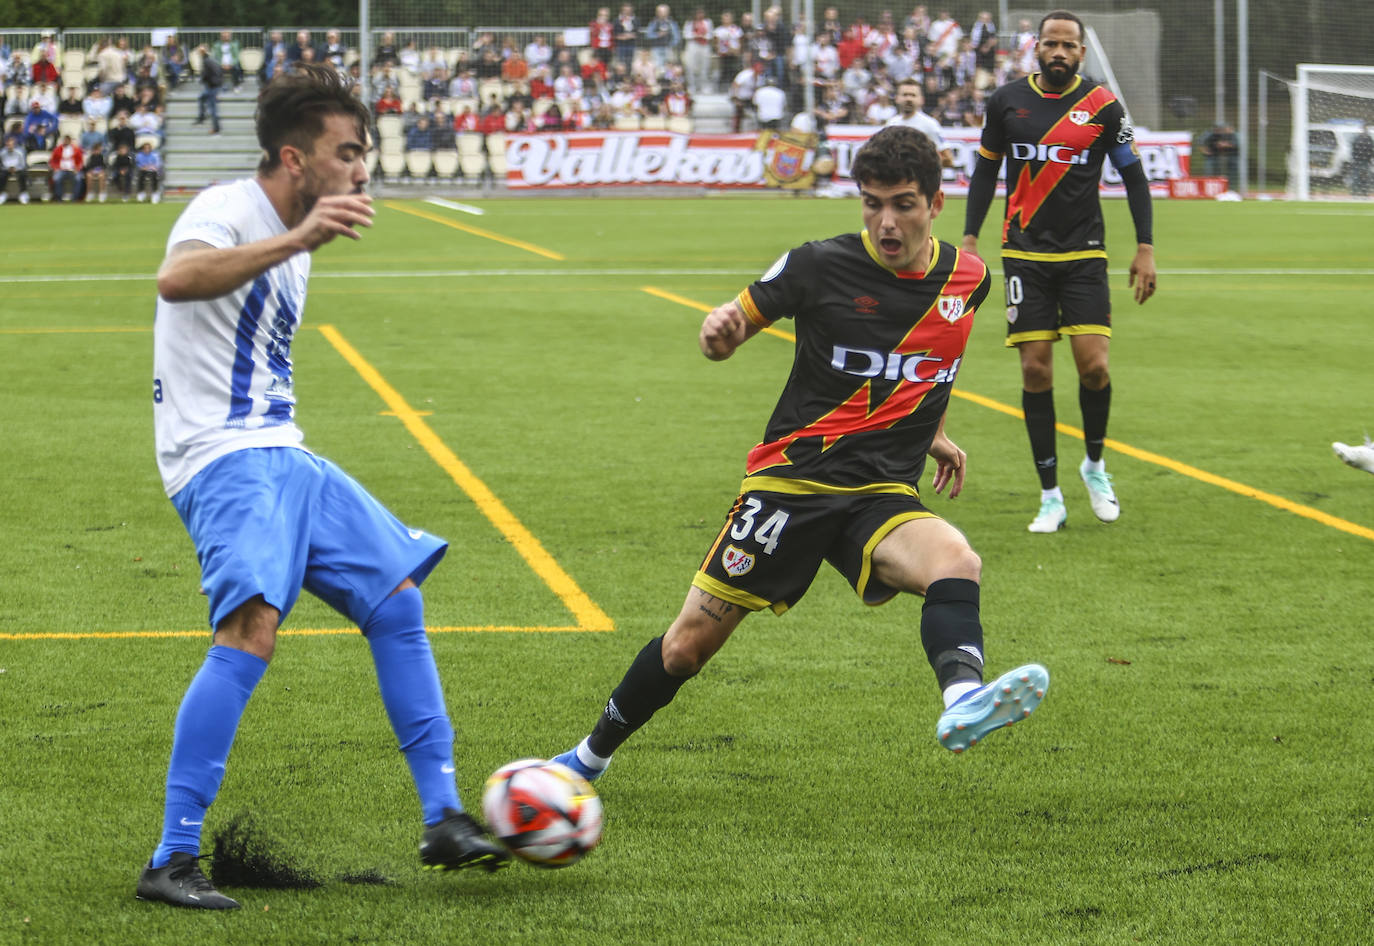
[978,74,1135,259]
[734,231,990,494]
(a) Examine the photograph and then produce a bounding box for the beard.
[1037,54,1079,87]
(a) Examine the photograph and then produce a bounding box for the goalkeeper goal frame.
[1290,63,1374,201]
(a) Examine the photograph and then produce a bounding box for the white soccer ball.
[481,758,603,868]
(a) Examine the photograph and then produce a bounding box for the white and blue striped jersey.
[153,178,311,497]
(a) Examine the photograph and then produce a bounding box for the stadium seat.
[188,47,203,77]
[62,49,86,73]
[486,134,507,175]
[344,50,360,68]
[450,96,478,117]
[614,113,640,130]
[457,133,483,156]
[432,149,459,179]
[58,117,84,141]
[642,115,668,131]
[377,114,404,142]
[404,149,434,179]
[135,133,161,150]
[365,149,378,175]
[379,135,404,155]
[26,150,52,168]
[459,151,487,179]
[238,47,264,75]
[446,48,465,70]
[379,151,405,179]
[667,116,693,134]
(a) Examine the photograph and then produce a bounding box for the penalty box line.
[640,286,1374,544]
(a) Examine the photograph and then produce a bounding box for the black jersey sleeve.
[736,241,817,327]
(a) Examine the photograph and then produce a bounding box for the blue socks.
[152,644,267,867]
[364,587,462,825]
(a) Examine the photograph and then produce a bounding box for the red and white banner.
[501,125,1193,195]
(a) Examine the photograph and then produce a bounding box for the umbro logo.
[853,295,879,314]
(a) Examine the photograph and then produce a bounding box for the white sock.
[574,738,611,771]
[1041,487,1064,503]
[1082,457,1106,474]
[942,680,982,708]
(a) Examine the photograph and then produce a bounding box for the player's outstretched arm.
[698,300,760,360]
[157,194,374,302]
[928,413,967,499]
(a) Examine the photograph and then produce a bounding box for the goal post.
[1290,64,1374,201]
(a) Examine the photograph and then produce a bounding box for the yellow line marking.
[0,626,595,641]
[383,201,566,260]
[640,287,1374,543]
[380,409,432,417]
[317,323,614,631]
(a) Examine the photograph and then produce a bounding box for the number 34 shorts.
[692,485,939,615]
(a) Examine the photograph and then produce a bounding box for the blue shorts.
[171,447,448,630]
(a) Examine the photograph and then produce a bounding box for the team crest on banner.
[1070,109,1091,125]
[722,544,755,576]
[937,295,966,323]
[755,130,818,190]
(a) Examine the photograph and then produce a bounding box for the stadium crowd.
[0,6,1047,197]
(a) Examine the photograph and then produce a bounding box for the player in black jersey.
[963,9,1157,534]
[551,126,1050,787]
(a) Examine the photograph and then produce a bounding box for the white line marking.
[424,197,486,216]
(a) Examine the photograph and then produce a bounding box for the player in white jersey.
[136,64,507,912]
[886,77,955,168]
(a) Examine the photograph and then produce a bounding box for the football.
[481,758,603,868]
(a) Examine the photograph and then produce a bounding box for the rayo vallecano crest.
[722,544,755,576]
[937,295,966,323]
[1069,109,1091,125]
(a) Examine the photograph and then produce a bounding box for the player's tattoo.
[695,593,735,623]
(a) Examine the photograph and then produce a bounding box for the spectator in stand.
[51,134,84,201]
[505,99,532,132]
[432,107,456,148]
[82,86,112,123]
[449,68,478,100]
[84,140,107,201]
[729,57,760,132]
[133,62,161,100]
[264,31,289,79]
[477,97,507,137]
[213,32,244,90]
[663,80,691,118]
[320,30,349,73]
[969,11,997,88]
[107,111,135,153]
[713,12,742,91]
[109,140,135,200]
[554,63,584,113]
[813,81,850,133]
[682,9,713,94]
[135,45,161,85]
[953,37,978,90]
[645,5,682,72]
[866,87,897,125]
[927,9,962,63]
[5,51,27,87]
[614,4,641,68]
[58,86,84,118]
[288,30,315,65]
[80,117,105,152]
[134,139,161,202]
[422,66,449,102]
[131,102,163,142]
[374,86,402,116]
[590,8,616,68]
[474,46,502,81]
[31,48,59,86]
[111,83,137,118]
[453,103,478,133]
[502,50,529,83]
[752,74,786,131]
[374,64,400,97]
[401,101,425,135]
[373,32,399,69]
[22,100,57,150]
[418,47,445,82]
[0,134,29,204]
[32,32,59,72]
[1011,19,1036,78]
[163,34,187,88]
[524,35,553,76]
[399,41,421,76]
[195,48,223,135]
[906,4,932,37]
[529,65,555,101]
[33,82,59,115]
[750,8,782,85]
[405,115,436,152]
[136,83,164,113]
[631,49,659,88]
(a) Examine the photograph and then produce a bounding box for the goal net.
[1289,64,1374,200]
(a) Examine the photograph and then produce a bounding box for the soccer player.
[962,10,1157,533]
[136,63,507,912]
[552,126,1050,786]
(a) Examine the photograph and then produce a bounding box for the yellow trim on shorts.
[855,511,938,606]
[739,475,919,498]
[692,571,785,615]
[1002,249,1109,263]
[1006,325,1112,348]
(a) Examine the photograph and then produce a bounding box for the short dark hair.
[256,62,370,173]
[1039,10,1085,40]
[849,126,941,202]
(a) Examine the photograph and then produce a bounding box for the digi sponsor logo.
[853,295,880,314]
[1009,142,1091,165]
[831,345,963,384]
[722,544,755,577]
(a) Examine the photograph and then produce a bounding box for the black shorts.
[693,487,938,615]
[1002,256,1111,347]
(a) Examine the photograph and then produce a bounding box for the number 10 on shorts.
[729,498,790,555]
